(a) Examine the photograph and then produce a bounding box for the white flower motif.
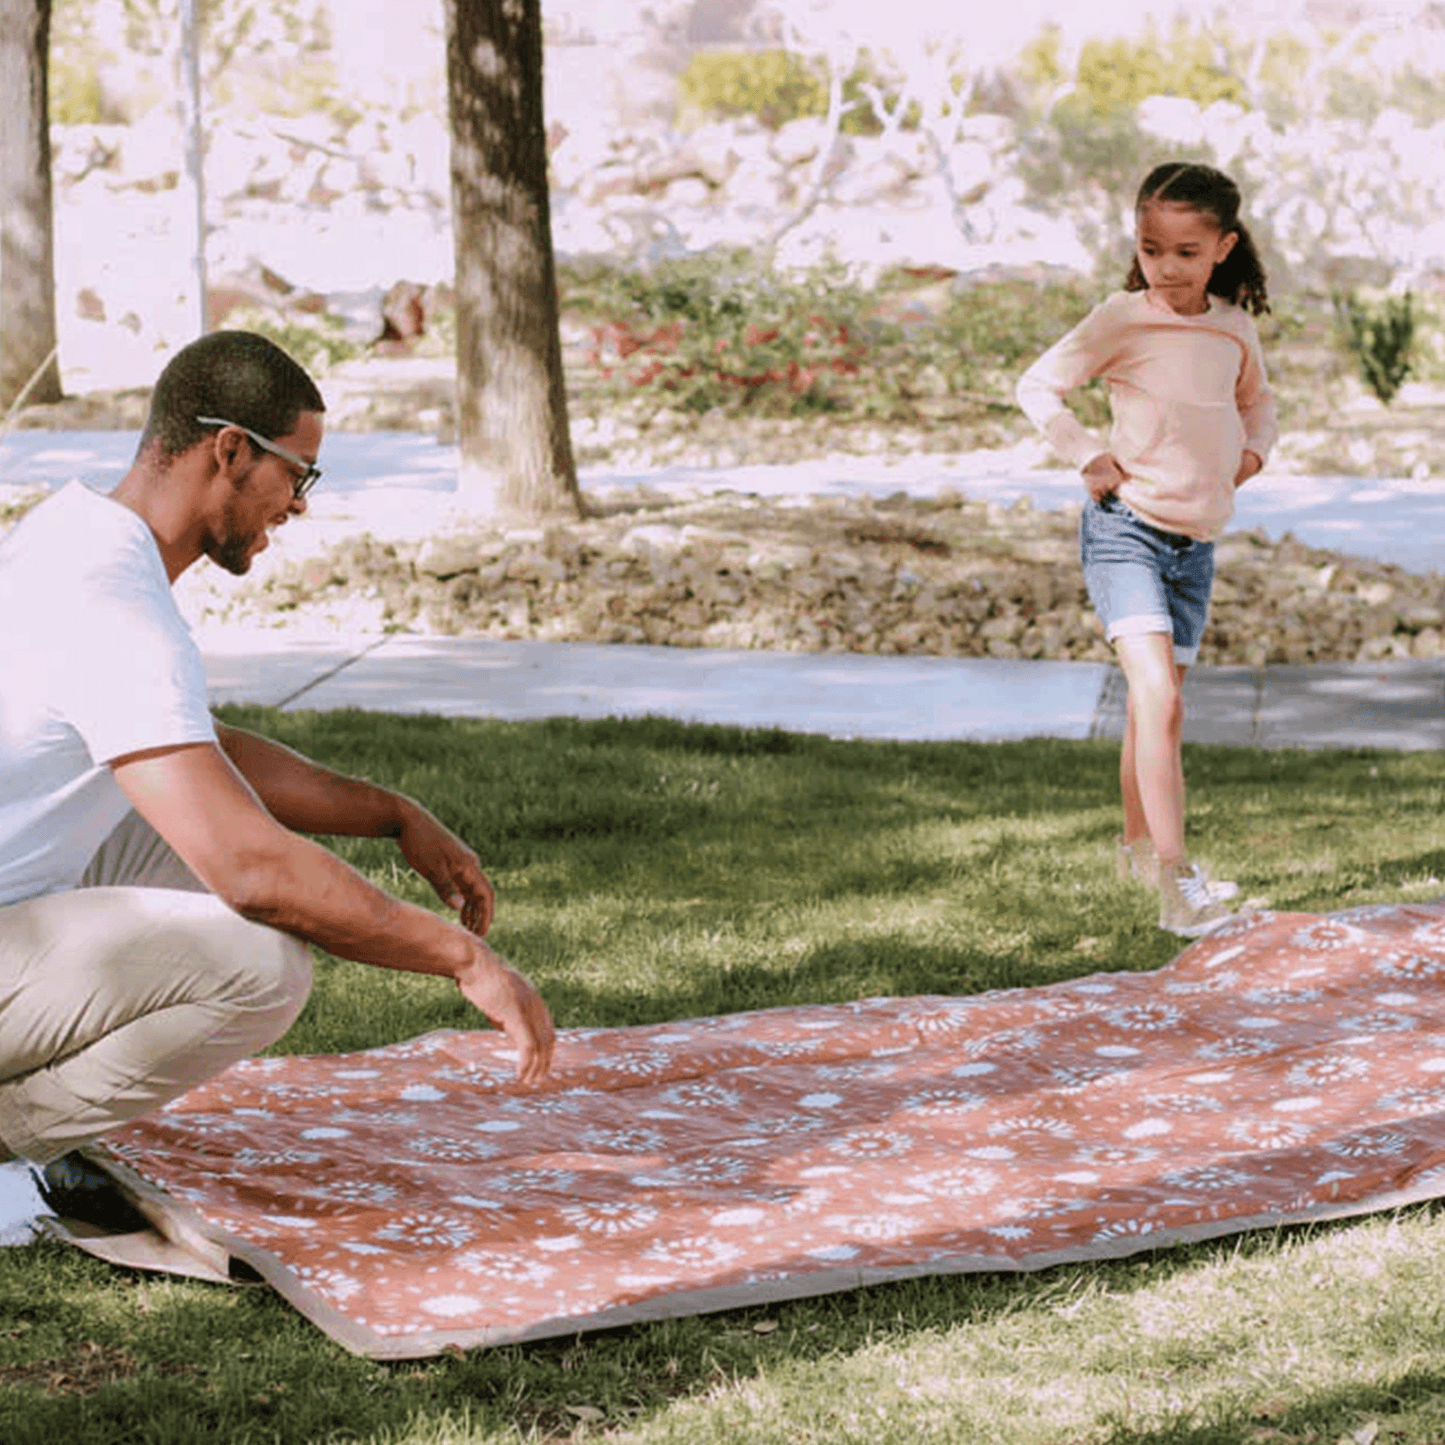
[904,1166,1001,1199]
[596,1052,676,1080]
[506,1094,584,1117]
[1143,1092,1225,1115]
[1049,1062,1127,1089]
[295,1266,363,1302]
[1287,1054,1370,1086]
[1244,986,1324,1006]
[1337,1012,1420,1035]
[1209,912,1275,939]
[828,1130,913,1160]
[375,1212,476,1249]
[232,1148,324,1167]
[1070,1145,1159,1168]
[1408,919,1445,948]
[1377,952,1445,982]
[999,1192,1072,1219]
[1375,1087,1445,1116]
[1226,1118,1313,1149]
[643,1236,744,1269]
[911,1006,976,1036]
[901,1087,986,1116]
[987,1114,1074,1141]
[813,1061,905,1083]
[485,1169,579,1195]
[406,1135,502,1163]
[334,1108,422,1128]
[740,1112,831,1138]
[825,1212,917,1241]
[1195,1036,1276,1061]
[165,1113,249,1136]
[1093,1217,1163,1242]
[1290,920,1364,950]
[578,1126,668,1154]
[780,1185,836,1218]
[1105,1003,1183,1031]
[559,1200,659,1236]
[1324,1129,1409,1158]
[455,1249,556,1284]
[662,1155,755,1184]
[1160,1164,1255,1191]
[659,1082,742,1109]
[323,1179,401,1207]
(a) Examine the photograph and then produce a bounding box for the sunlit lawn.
[4,707,1445,1443]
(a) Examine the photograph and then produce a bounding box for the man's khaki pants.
[0,812,312,1164]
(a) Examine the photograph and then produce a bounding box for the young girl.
[1016,162,1277,937]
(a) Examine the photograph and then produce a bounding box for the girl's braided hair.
[1124,162,1270,316]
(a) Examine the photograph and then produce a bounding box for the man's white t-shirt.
[0,482,216,907]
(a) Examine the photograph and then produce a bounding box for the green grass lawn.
[6,707,1445,1443]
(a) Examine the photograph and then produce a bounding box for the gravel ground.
[168,482,1445,668]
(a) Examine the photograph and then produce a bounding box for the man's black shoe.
[32,1151,151,1234]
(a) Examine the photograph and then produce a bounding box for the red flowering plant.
[581,257,880,417]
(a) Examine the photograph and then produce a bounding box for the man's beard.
[205,491,259,576]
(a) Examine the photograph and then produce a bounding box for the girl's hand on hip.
[1082,452,1128,501]
[1234,450,1263,488]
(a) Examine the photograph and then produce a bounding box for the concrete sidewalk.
[204,633,1445,751]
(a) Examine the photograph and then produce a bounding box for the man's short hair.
[138,330,326,461]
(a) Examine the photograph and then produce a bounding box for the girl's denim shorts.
[1080,494,1215,664]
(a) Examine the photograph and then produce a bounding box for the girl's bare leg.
[1113,633,1189,866]
[1119,701,1148,845]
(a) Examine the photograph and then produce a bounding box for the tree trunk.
[0,0,62,414]
[443,0,580,519]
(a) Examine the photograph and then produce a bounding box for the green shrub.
[678,49,826,130]
[1335,291,1417,405]
[579,254,879,417]
[1019,20,1247,117]
[222,308,366,375]
[675,48,896,135]
[565,253,1104,424]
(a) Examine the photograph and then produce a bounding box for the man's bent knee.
[226,921,312,1052]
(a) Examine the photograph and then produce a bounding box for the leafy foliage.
[219,307,366,375]
[1018,20,1247,116]
[562,254,1101,424]
[675,47,896,135]
[577,256,872,417]
[1336,291,1417,405]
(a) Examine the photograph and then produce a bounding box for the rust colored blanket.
[60,903,1445,1358]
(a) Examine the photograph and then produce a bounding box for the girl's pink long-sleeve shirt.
[1015,289,1278,542]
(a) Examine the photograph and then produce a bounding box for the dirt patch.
[0,1338,200,1397]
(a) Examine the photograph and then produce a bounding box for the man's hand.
[456,941,556,1083]
[396,800,496,937]
[1082,452,1129,501]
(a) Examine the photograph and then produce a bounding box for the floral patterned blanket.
[59,903,1445,1358]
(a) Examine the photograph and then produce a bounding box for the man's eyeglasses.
[196,415,322,501]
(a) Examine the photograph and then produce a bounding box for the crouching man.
[0,331,554,1219]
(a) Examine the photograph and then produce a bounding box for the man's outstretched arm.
[110,740,554,1082]
[214,721,494,935]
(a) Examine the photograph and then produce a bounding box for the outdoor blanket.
[52,901,1445,1359]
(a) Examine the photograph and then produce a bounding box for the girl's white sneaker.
[1118,835,1239,901]
[1158,861,1235,938]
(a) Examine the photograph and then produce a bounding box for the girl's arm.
[1236,322,1279,476]
[1015,298,1122,469]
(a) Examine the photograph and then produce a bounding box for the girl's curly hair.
[1124,162,1270,316]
